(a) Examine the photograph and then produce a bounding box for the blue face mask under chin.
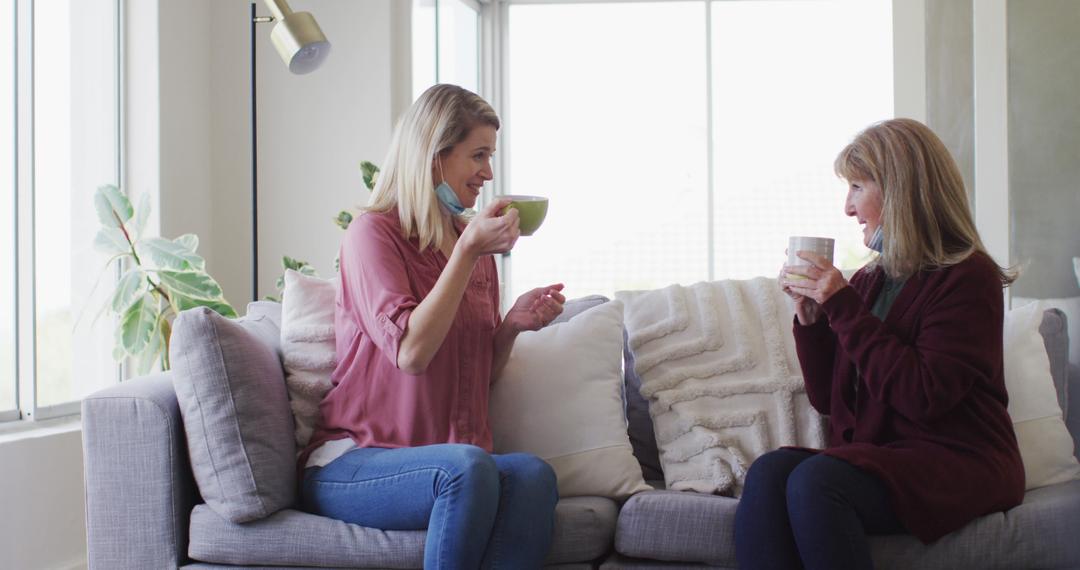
[867,226,884,253]
[435,181,465,215]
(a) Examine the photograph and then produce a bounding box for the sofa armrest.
[82,372,197,570]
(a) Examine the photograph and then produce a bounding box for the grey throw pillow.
[1041,308,1069,419]
[171,306,296,523]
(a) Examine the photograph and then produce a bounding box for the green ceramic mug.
[502,195,549,236]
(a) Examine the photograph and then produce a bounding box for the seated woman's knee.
[440,444,499,482]
[785,454,839,505]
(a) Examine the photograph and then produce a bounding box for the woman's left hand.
[505,284,566,333]
[782,251,848,306]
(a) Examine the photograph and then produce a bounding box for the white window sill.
[0,414,82,445]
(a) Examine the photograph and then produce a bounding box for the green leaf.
[135,315,167,375]
[94,228,130,257]
[137,237,205,271]
[361,161,380,190]
[172,295,237,319]
[111,268,146,313]
[120,294,157,355]
[174,233,199,253]
[134,193,150,240]
[157,269,224,301]
[282,256,309,271]
[334,210,353,230]
[94,185,133,229]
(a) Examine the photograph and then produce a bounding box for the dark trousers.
[734,448,904,570]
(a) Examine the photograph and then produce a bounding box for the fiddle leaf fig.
[111,268,146,313]
[95,184,133,228]
[94,228,130,257]
[157,270,223,301]
[137,237,206,271]
[120,293,157,355]
[95,185,237,373]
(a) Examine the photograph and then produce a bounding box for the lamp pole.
[251,4,274,302]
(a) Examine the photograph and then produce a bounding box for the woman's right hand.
[459,198,520,258]
[779,265,822,326]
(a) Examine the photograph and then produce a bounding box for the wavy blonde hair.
[834,118,1015,284]
[365,84,500,251]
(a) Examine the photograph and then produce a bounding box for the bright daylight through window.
[1,0,119,423]
[1,0,14,418]
[503,0,893,300]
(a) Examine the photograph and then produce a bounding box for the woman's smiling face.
[844,177,884,247]
[436,125,497,209]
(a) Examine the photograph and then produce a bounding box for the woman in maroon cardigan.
[734,118,1024,570]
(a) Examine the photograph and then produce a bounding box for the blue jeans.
[734,449,904,570]
[300,443,558,570]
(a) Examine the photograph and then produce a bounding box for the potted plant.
[93,184,236,374]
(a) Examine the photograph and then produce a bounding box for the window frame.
[474,0,924,301]
[3,0,124,424]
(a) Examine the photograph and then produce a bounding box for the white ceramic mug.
[787,236,835,279]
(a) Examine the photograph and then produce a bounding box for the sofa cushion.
[490,300,651,499]
[171,307,296,523]
[615,480,1080,569]
[869,478,1080,569]
[615,489,738,567]
[188,496,617,567]
[1004,301,1080,489]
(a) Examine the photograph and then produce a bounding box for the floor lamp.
[250,0,331,301]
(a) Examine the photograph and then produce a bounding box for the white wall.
[252,0,396,301]
[0,425,86,570]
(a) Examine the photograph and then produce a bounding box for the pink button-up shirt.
[301,208,501,465]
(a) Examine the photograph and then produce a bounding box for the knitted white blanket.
[615,277,826,496]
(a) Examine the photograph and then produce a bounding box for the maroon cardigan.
[793,252,1024,543]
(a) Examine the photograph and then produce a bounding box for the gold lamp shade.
[263,0,331,74]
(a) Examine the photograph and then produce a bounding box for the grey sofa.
[82,301,1080,569]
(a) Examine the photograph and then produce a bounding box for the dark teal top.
[871,275,908,320]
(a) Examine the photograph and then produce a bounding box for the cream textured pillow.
[280,270,338,449]
[489,300,652,499]
[616,278,827,497]
[1014,295,1080,369]
[1004,300,1080,490]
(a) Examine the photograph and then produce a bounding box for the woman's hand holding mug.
[460,198,520,258]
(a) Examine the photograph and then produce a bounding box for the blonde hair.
[365,84,500,251]
[834,118,1015,284]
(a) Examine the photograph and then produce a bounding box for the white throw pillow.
[1004,300,1080,490]
[489,300,652,499]
[616,278,827,497]
[280,270,338,449]
[1013,295,1080,369]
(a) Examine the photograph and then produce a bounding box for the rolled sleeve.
[339,214,419,367]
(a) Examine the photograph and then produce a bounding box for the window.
[3,0,121,423]
[500,0,893,300]
[1,0,14,421]
[412,0,480,100]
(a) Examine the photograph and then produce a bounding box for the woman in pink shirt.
[299,84,566,569]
